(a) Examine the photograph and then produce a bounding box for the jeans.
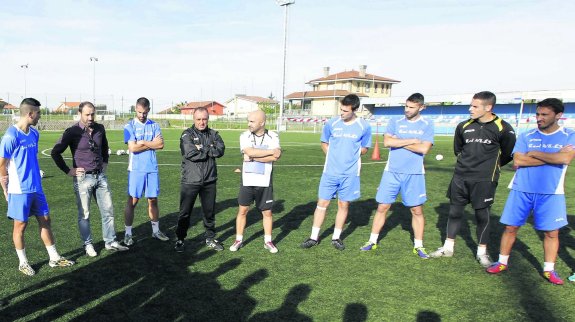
[73,173,116,245]
[176,181,217,240]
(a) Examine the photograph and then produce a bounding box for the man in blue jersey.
[52,101,128,256]
[301,94,372,250]
[487,98,575,285]
[0,98,75,276]
[360,93,434,258]
[123,97,168,245]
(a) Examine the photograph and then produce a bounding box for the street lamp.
[90,57,98,104]
[276,0,295,133]
[20,64,29,98]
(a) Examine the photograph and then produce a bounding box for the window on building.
[356,82,361,92]
[374,84,378,92]
[365,83,370,93]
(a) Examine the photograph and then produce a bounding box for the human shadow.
[0,212,269,321]
[375,202,416,242]
[435,202,542,271]
[343,303,368,322]
[416,310,441,322]
[558,214,575,275]
[129,198,238,249]
[317,198,378,241]
[248,284,312,322]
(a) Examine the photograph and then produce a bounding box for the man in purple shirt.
[51,101,128,256]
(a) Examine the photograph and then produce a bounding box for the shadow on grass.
[376,202,417,242]
[416,310,441,322]
[316,198,378,241]
[343,303,368,322]
[0,211,271,321]
[248,284,312,322]
[558,215,575,274]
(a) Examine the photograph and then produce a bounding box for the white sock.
[332,228,342,240]
[477,246,487,256]
[369,233,379,244]
[443,239,455,252]
[498,254,509,265]
[543,262,555,272]
[125,226,132,235]
[236,235,243,242]
[310,227,320,240]
[414,239,424,248]
[151,221,159,234]
[46,244,60,261]
[264,235,272,243]
[16,248,28,265]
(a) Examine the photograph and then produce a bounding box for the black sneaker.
[206,238,224,251]
[174,240,185,252]
[301,238,318,249]
[331,239,345,251]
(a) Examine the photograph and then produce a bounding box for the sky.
[0,0,574,112]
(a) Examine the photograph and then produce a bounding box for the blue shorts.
[376,171,427,207]
[318,173,361,202]
[500,190,567,231]
[128,171,160,199]
[7,192,50,222]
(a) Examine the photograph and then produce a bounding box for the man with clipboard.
[229,110,282,253]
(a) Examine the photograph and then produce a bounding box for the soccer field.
[1,128,574,321]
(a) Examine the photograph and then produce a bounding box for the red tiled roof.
[2,103,17,110]
[236,95,278,104]
[181,101,222,110]
[63,102,81,108]
[285,90,368,99]
[308,71,400,84]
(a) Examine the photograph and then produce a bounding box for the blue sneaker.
[413,247,430,259]
[360,241,378,251]
[568,273,575,282]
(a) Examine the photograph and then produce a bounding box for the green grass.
[1,129,574,321]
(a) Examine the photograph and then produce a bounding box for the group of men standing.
[2,92,574,284]
[297,92,574,285]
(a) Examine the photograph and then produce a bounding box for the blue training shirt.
[0,125,42,194]
[321,116,372,177]
[124,119,162,172]
[508,127,575,194]
[385,116,434,174]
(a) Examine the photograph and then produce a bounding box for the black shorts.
[446,176,498,209]
[238,185,274,211]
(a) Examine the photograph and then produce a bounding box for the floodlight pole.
[20,64,29,98]
[277,0,295,133]
[90,57,98,104]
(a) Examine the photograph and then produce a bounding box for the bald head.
[247,110,266,135]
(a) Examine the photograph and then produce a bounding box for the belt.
[85,169,102,175]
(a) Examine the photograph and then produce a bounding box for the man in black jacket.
[174,107,225,252]
[430,91,516,268]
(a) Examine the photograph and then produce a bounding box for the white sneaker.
[19,262,36,276]
[264,241,278,254]
[429,247,454,258]
[105,241,129,251]
[124,234,134,246]
[152,231,169,242]
[85,244,98,257]
[229,240,243,252]
[476,254,493,268]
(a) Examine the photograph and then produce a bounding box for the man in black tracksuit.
[174,107,225,252]
[430,91,516,268]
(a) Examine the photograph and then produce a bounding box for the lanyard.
[252,133,265,147]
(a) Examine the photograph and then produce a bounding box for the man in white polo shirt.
[229,110,282,253]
